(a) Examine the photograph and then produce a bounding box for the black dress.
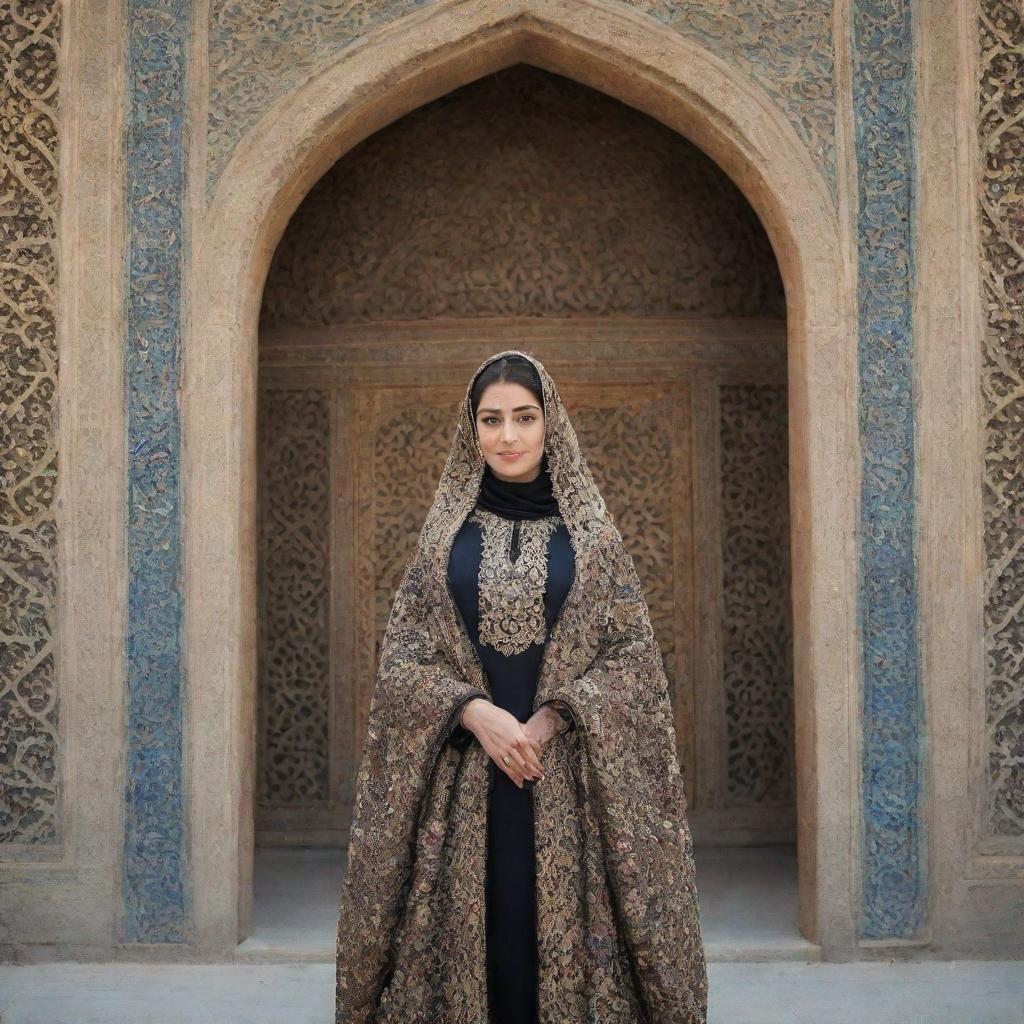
[444,501,575,1024]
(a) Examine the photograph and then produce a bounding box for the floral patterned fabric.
[336,351,708,1023]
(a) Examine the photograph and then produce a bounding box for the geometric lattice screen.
[255,353,793,847]
[720,384,794,807]
[257,389,332,809]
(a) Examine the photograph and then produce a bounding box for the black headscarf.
[476,450,559,520]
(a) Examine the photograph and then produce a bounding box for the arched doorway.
[251,61,801,957]
[184,1,858,957]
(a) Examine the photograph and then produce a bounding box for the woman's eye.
[480,415,536,425]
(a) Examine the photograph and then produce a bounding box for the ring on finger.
[502,754,511,766]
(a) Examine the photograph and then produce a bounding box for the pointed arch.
[184,0,858,955]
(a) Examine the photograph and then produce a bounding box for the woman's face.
[474,380,545,483]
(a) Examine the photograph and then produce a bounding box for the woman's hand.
[523,704,565,751]
[460,699,545,788]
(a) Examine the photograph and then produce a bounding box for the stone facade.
[0,0,1020,964]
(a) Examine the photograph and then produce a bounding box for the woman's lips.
[498,452,523,459]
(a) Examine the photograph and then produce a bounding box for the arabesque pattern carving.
[261,67,784,326]
[629,0,836,195]
[719,385,794,806]
[371,400,457,629]
[567,393,678,703]
[257,390,332,806]
[978,0,1024,839]
[207,0,427,198]
[206,1,836,202]
[122,0,191,942]
[258,358,803,838]
[851,0,924,939]
[0,0,61,846]
[359,397,457,755]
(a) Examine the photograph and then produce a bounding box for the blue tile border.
[850,0,926,939]
[122,0,191,943]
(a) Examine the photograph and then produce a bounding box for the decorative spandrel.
[207,3,837,204]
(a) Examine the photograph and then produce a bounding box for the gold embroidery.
[469,507,562,656]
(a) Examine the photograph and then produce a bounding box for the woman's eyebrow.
[477,405,542,414]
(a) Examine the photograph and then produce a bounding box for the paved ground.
[5,850,1020,1021]
[1,960,1023,1023]
[241,845,817,961]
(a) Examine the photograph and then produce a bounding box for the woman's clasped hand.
[460,698,564,788]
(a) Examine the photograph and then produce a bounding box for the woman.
[336,351,707,1024]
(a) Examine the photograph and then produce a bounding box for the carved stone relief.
[207,0,427,198]
[627,0,836,195]
[260,65,785,325]
[978,0,1024,839]
[357,393,457,776]
[256,355,792,841]
[851,0,923,940]
[0,0,61,847]
[257,389,333,809]
[720,384,794,806]
[567,387,693,784]
[206,1,836,202]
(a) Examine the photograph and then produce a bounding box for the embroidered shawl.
[335,351,708,1023]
